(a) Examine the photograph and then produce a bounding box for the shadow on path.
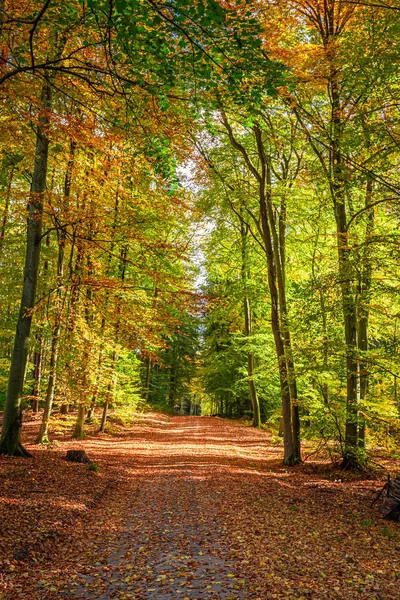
[61,417,253,599]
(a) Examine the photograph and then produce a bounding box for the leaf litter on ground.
[0,412,399,599]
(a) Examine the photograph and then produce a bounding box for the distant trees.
[0,5,199,452]
[0,0,399,467]
[196,0,400,467]
[0,0,266,454]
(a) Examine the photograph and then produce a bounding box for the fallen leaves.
[0,413,399,599]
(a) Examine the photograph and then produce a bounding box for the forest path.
[2,413,399,599]
[62,415,256,599]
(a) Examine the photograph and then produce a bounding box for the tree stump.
[66,450,90,464]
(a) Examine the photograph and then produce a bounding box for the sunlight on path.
[62,418,250,599]
[3,414,398,599]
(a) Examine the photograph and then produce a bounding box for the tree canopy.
[0,0,399,469]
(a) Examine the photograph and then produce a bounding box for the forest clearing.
[1,412,399,600]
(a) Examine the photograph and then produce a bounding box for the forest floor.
[0,412,399,599]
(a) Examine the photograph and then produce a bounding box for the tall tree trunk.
[72,336,90,440]
[357,177,374,448]
[0,80,52,456]
[240,215,261,427]
[99,245,127,431]
[329,74,360,468]
[169,368,176,408]
[99,394,109,432]
[221,111,299,465]
[144,357,152,399]
[31,232,51,412]
[254,126,301,462]
[259,189,295,464]
[0,164,14,252]
[87,347,103,421]
[143,283,158,399]
[311,224,330,404]
[36,143,74,443]
[99,350,117,432]
[30,334,43,412]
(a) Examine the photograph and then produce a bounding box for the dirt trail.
[1,414,399,599]
[63,417,251,599]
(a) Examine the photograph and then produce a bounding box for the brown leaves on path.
[0,413,399,599]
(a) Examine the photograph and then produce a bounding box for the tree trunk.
[0,165,14,252]
[30,334,43,412]
[35,231,66,443]
[143,283,158,399]
[259,191,295,464]
[221,112,299,465]
[169,368,176,407]
[86,405,95,422]
[36,142,74,444]
[72,404,85,440]
[340,237,359,467]
[240,215,261,427]
[99,350,117,432]
[99,396,109,432]
[254,126,301,462]
[328,74,361,468]
[357,177,374,448]
[144,356,152,399]
[0,81,52,457]
[87,350,103,422]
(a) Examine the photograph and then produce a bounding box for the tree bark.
[328,73,360,468]
[72,404,85,439]
[221,111,300,465]
[240,214,261,427]
[36,141,74,444]
[37,229,68,432]
[357,176,374,448]
[0,164,14,252]
[87,347,103,422]
[99,350,117,432]
[30,334,43,412]
[0,80,52,456]
[254,126,301,462]
[99,244,127,431]
[144,357,152,399]
[260,194,296,464]
[290,2,362,468]
[60,403,69,415]
[143,284,158,399]
[169,368,176,407]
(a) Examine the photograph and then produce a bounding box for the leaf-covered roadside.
[0,414,399,599]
